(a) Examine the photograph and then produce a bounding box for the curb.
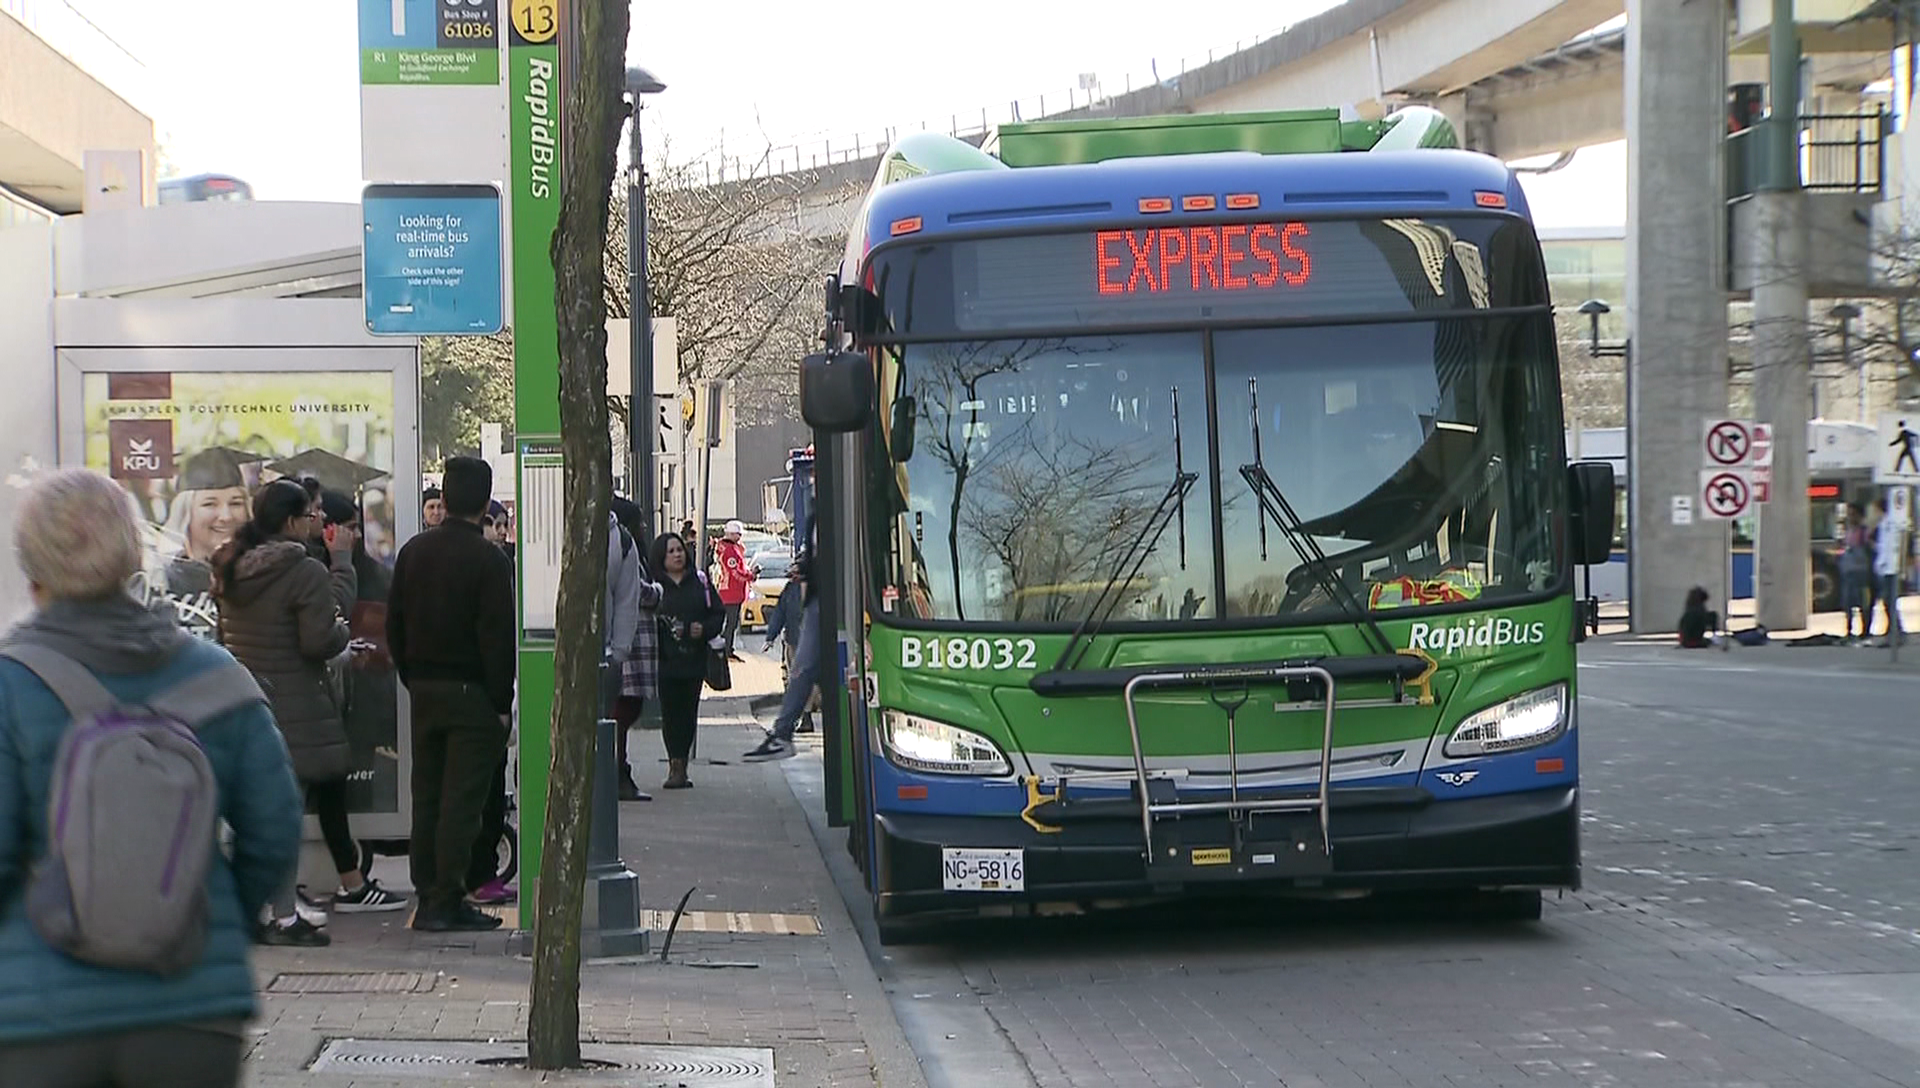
[748,703,930,1088]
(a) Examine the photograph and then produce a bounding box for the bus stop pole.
[583,662,648,956]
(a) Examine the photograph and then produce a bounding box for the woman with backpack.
[650,530,725,790]
[213,479,406,948]
[0,469,303,1087]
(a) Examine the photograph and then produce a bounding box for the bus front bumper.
[872,785,1578,918]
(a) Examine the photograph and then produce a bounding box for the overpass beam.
[1625,0,1730,632]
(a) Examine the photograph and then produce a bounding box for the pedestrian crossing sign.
[1878,412,1920,485]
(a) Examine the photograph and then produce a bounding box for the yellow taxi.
[738,547,795,632]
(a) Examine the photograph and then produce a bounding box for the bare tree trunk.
[526,0,630,1070]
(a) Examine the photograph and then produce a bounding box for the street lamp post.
[1578,299,1629,359]
[1830,302,1864,421]
[626,66,666,543]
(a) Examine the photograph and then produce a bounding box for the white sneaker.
[293,887,329,929]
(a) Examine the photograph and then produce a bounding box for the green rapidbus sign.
[358,0,501,86]
[508,0,561,891]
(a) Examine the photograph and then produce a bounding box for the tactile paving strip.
[641,910,821,936]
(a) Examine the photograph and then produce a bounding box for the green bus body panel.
[985,109,1352,166]
[869,600,1574,765]
[973,108,1456,167]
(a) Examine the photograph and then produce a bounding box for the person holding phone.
[649,531,724,790]
[213,481,407,946]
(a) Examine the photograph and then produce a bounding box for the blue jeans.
[1841,568,1870,635]
[1881,574,1906,639]
[770,601,820,742]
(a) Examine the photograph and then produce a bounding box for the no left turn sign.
[1699,470,1751,520]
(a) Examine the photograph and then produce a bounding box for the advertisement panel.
[82,370,404,816]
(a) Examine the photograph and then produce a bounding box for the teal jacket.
[0,639,303,1044]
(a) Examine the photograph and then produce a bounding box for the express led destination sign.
[863,215,1544,338]
[1094,223,1312,296]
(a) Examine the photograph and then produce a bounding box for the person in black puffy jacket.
[649,531,724,790]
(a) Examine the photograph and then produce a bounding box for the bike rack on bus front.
[1121,663,1338,884]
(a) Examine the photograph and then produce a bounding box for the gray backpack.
[0,644,265,976]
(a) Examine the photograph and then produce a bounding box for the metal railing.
[1802,110,1887,194]
[0,0,150,115]
[1726,109,1888,202]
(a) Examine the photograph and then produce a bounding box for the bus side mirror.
[1568,461,1616,567]
[889,396,917,463]
[800,351,874,433]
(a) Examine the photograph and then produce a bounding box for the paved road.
[789,640,1920,1087]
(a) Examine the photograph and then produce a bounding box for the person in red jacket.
[711,520,755,662]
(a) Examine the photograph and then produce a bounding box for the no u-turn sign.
[1699,470,1751,520]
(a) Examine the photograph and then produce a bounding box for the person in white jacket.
[1872,497,1908,645]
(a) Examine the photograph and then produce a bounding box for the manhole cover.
[310,1039,774,1085]
[268,971,437,994]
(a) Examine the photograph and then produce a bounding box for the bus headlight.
[880,710,1012,776]
[1443,684,1567,758]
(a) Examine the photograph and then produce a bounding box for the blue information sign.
[362,183,503,336]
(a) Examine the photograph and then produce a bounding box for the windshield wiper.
[1052,469,1199,673]
[1241,377,1395,657]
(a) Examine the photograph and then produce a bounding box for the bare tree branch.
[605,147,860,428]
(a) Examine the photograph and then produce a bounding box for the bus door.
[812,439,879,881]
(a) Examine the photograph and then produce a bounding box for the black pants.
[409,680,508,916]
[309,777,361,875]
[722,603,743,655]
[0,1023,244,1087]
[269,777,361,917]
[658,676,703,761]
[465,753,508,893]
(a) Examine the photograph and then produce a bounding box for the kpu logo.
[1435,769,1479,788]
[107,419,174,480]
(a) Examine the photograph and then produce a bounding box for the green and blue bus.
[797,109,1617,942]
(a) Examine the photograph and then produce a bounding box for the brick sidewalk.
[244,654,923,1087]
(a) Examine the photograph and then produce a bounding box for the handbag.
[705,643,733,692]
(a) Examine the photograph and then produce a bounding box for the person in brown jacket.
[213,479,407,947]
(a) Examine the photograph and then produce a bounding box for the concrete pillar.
[1749,192,1812,628]
[1749,0,1811,631]
[1625,0,1731,632]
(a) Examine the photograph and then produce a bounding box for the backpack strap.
[0,645,116,721]
[146,662,268,729]
[0,645,266,730]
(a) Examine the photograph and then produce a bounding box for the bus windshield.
[863,220,1566,627]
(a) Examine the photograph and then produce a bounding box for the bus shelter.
[0,202,422,859]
